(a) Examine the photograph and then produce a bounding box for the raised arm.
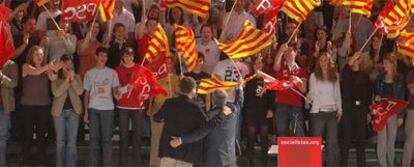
[273,43,288,72]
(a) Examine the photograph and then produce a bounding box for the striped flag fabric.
[216,20,272,59]
[34,0,49,6]
[145,24,171,62]
[348,0,373,17]
[280,0,321,22]
[373,0,394,35]
[397,31,414,58]
[383,0,411,39]
[98,0,115,22]
[329,0,373,17]
[197,75,238,94]
[165,0,211,18]
[175,25,198,72]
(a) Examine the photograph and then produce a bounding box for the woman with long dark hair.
[51,55,83,167]
[307,52,342,166]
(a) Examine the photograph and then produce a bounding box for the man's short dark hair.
[212,89,228,107]
[96,46,108,56]
[179,77,197,95]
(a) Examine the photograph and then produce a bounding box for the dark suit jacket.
[154,95,228,164]
[180,88,244,167]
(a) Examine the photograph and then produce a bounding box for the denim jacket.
[374,72,406,118]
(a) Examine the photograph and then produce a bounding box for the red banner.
[62,0,99,23]
[250,0,285,16]
[370,98,408,131]
[130,66,168,104]
[145,54,170,80]
[262,7,279,37]
[278,137,322,167]
[0,5,15,68]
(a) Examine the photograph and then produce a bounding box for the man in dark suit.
[169,88,244,167]
[154,77,231,167]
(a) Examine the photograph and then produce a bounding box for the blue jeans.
[275,104,305,136]
[0,108,9,167]
[53,109,80,167]
[89,109,114,167]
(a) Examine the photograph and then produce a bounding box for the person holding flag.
[115,45,145,166]
[340,52,372,167]
[373,54,406,167]
[272,42,308,137]
[36,0,61,36]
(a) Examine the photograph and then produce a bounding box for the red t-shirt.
[115,64,145,110]
[274,63,309,108]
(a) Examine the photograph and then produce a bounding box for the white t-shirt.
[213,59,249,102]
[84,67,120,110]
[220,11,256,42]
[108,8,136,37]
[36,10,62,34]
[196,39,221,74]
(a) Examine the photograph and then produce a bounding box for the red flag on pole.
[258,70,292,90]
[145,54,170,80]
[62,0,100,23]
[250,0,285,16]
[262,7,279,37]
[370,98,408,131]
[130,66,168,101]
[0,4,15,68]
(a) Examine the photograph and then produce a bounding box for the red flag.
[258,70,292,90]
[0,4,12,21]
[373,0,393,35]
[370,98,408,131]
[130,66,168,101]
[262,7,279,37]
[0,5,15,68]
[62,0,100,23]
[145,54,170,80]
[250,0,285,16]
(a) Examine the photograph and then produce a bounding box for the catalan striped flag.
[175,25,198,72]
[373,0,394,35]
[349,0,373,17]
[99,0,115,22]
[197,75,238,94]
[145,24,170,62]
[329,0,373,17]
[165,0,211,18]
[216,20,272,59]
[397,31,414,59]
[280,0,321,22]
[383,0,411,38]
[34,0,49,6]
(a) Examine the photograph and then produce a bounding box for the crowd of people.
[1,0,414,166]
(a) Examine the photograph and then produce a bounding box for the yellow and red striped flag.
[397,31,414,59]
[280,0,321,22]
[99,0,115,22]
[165,0,211,18]
[34,0,49,6]
[145,24,171,62]
[329,0,373,17]
[175,25,198,72]
[383,0,411,38]
[216,20,272,59]
[197,75,238,94]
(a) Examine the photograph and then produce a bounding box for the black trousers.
[118,109,144,165]
[339,104,367,167]
[21,105,51,166]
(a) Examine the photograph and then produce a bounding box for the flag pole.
[41,4,62,31]
[219,0,238,39]
[177,54,184,77]
[286,22,302,44]
[359,25,380,52]
[142,0,146,20]
[227,54,244,83]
